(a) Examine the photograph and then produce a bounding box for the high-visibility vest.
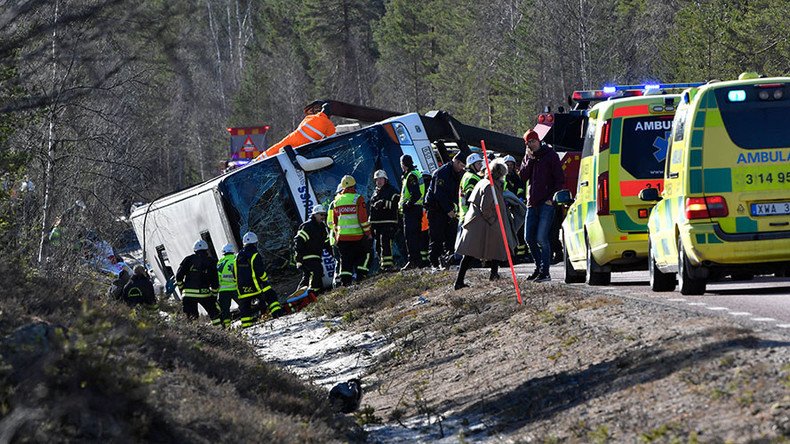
[458,171,481,219]
[234,252,273,299]
[258,112,336,159]
[399,169,425,210]
[332,193,369,239]
[217,254,237,292]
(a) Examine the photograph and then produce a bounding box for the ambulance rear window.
[619,116,673,179]
[714,85,790,149]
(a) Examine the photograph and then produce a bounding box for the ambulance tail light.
[685,196,728,220]
[705,196,729,218]
[596,171,610,215]
[598,119,612,152]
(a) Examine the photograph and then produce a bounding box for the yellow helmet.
[738,71,760,81]
[340,175,356,189]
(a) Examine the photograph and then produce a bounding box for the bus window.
[155,245,174,280]
[301,125,403,208]
[218,160,301,270]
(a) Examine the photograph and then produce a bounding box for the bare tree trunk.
[205,0,227,113]
[38,0,59,264]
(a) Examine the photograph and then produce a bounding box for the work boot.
[489,271,501,281]
[526,270,541,281]
[453,281,469,291]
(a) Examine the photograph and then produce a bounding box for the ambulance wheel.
[586,242,611,286]
[678,239,706,295]
[563,239,585,284]
[648,240,675,292]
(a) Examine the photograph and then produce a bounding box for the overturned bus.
[130,102,527,290]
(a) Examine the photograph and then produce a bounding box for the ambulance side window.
[672,111,686,142]
[581,119,597,159]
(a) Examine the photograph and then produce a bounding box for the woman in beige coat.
[454,159,518,290]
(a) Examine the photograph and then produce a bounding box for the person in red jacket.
[519,130,565,282]
[257,101,336,160]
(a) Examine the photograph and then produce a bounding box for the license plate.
[751,201,790,216]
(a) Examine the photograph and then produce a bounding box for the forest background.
[1,0,789,266]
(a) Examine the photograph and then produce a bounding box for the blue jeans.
[525,203,555,274]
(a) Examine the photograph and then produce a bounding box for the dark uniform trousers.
[337,239,371,286]
[217,291,237,327]
[183,295,221,325]
[427,209,458,267]
[299,258,325,292]
[372,224,396,268]
[403,205,424,266]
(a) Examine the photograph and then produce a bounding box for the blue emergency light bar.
[603,82,705,92]
[573,82,705,102]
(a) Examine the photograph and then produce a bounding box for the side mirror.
[296,154,334,172]
[553,189,573,206]
[639,187,662,202]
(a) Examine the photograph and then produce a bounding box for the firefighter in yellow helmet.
[327,175,372,286]
[234,231,284,328]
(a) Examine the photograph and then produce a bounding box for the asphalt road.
[510,263,790,334]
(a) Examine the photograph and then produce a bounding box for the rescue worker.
[399,154,426,270]
[294,205,331,293]
[369,170,400,272]
[121,265,156,307]
[458,153,484,221]
[519,130,565,282]
[503,154,529,262]
[216,243,238,328]
[424,152,465,269]
[175,239,222,326]
[257,101,335,159]
[235,231,284,327]
[328,175,373,285]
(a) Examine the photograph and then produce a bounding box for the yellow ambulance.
[560,87,689,285]
[642,74,790,295]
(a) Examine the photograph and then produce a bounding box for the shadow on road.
[608,281,650,287]
[459,327,790,434]
[706,285,790,296]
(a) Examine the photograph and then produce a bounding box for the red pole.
[480,140,522,305]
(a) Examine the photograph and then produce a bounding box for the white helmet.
[193,239,209,251]
[503,155,516,164]
[242,232,258,245]
[466,153,483,168]
[221,243,235,254]
[311,204,327,216]
[373,169,388,180]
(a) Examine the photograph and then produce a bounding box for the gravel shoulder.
[252,270,790,443]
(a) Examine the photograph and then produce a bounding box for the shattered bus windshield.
[218,161,301,269]
[301,124,404,209]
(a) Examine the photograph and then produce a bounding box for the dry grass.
[0,261,361,443]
